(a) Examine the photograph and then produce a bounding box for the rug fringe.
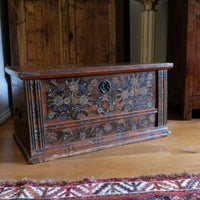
[1,172,200,184]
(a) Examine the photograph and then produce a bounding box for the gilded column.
[135,0,159,63]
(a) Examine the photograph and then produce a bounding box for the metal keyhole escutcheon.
[99,80,111,94]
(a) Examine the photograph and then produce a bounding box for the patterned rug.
[1,174,200,199]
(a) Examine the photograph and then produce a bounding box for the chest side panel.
[11,77,31,154]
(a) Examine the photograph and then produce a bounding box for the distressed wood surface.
[8,0,130,66]
[6,63,173,164]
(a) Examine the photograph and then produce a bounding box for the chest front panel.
[41,72,156,122]
[40,72,157,148]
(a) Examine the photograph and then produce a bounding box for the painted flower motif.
[47,132,57,143]
[63,135,73,143]
[130,76,139,87]
[79,94,89,105]
[72,96,79,105]
[79,84,87,93]
[69,81,79,92]
[120,75,125,81]
[148,102,153,107]
[63,128,73,134]
[134,88,140,96]
[65,80,69,85]
[62,128,74,143]
[141,120,148,127]
[103,124,112,133]
[90,79,98,86]
[102,101,109,110]
[50,87,57,95]
[93,124,104,137]
[52,105,58,112]
[123,104,132,112]
[146,80,152,87]
[61,105,68,112]
[56,115,63,120]
[109,106,114,111]
[113,77,120,84]
[64,97,70,105]
[50,79,57,85]
[140,87,148,96]
[57,84,65,91]
[54,95,64,106]
[118,119,126,125]
[117,119,126,132]
[76,111,88,120]
[88,85,93,92]
[80,132,86,140]
[97,107,104,114]
[132,125,137,130]
[149,114,155,123]
[102,94,109,101]
[147,73,153,80]
[121,90,129,100]
[129,89,135,96]
[48,112,55,119]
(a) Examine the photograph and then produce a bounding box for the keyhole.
[99,80,111,94]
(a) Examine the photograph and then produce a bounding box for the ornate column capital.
[135,0,160,11]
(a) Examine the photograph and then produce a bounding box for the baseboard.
[0,108,12,125]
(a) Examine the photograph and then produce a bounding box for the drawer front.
[44,113,156,147]
[41,72,156,124]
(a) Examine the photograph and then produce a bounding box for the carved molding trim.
[135,0,160,11]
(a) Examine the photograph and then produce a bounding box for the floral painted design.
[42,72,155,121]
[45,114,156,146]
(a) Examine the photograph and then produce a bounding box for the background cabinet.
[167,0,199,120]
[8,0,130,66]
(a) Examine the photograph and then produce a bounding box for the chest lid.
[5,63,173,80]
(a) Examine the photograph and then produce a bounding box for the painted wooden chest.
[6,63,173,164]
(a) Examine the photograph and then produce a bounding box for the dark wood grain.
[8,0,19,66]
[167,0,198,120]
[192,1,200,111]
[11,77,31,155]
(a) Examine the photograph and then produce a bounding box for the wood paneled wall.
[8,0,130,66]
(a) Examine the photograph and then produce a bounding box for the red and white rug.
[1,174,200,199]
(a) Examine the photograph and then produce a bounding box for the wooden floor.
[0,111,200,181]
